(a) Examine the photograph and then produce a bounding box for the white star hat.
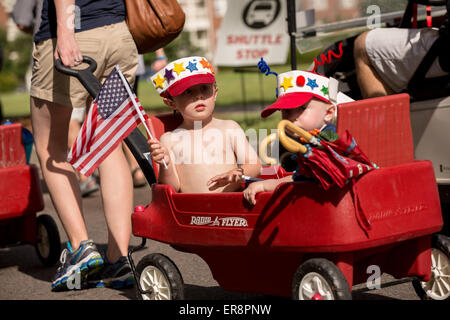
[261,70,354,118]
[150,56,215,97]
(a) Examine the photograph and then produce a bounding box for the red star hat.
[151,56,215,97]
[261,70,354,118]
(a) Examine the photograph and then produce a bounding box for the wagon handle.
[54,56,101,99]
[277,120,309,154]
[259,132,278,165]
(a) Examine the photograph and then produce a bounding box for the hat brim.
[166,73,216,97]
[261,93,330,118]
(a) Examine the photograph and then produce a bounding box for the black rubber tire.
[292,258,352,300]
[412,234,450,300]
[135,253,184,300]
[34,214,61,267]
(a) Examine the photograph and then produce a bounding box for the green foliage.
[0,73,20,93]
[0,29,33,92]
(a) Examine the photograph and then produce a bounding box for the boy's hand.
[207,168,244,191]
[243,181,267,206]
[148,139,170,167]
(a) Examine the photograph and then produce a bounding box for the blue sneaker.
[51,240,104,291]
[88,256,134,289]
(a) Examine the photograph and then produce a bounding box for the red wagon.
[0,123,61,266]
[129,94,449,300]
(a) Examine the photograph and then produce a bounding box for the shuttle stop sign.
[214,0,290,67]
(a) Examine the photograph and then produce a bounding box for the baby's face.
[171,83,218,122]
[281,99,331,132]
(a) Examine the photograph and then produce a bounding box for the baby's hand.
[243,181,267,206]
[148,138,170,166]
[207,167,244,191]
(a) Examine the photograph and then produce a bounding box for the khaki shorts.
[365,27,448,93]
[30,21,138,108]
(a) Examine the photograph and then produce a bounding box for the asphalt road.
[0,150,422,301]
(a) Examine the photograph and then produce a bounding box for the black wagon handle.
[54,55,101,98]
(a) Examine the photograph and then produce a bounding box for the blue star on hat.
[186,61,198,73]
[306,78,318,90]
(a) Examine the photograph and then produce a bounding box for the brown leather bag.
[124,0,185,54]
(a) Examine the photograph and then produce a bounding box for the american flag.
[68,67,148,177]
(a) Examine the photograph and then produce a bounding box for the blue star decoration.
[306,78,318,90]
[186,61,198,73]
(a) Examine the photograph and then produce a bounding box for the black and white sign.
[214,0,289,67]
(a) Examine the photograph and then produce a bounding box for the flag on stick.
[68,66,148,176]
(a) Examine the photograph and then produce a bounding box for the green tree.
[0,29,33,92]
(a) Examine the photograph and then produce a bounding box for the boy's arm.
[243,176,293,205]
[149,133,181,192]
[231,121,261,178]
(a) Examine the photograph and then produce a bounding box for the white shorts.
[365,27,448,92]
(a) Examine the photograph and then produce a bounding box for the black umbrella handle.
[54,55,101,98]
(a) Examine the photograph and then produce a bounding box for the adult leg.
[30,97,88,250]
[97,144,133,263]
[354,31,394,98]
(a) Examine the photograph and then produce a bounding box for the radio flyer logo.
[190,216,249,227]
[243,0,281,29]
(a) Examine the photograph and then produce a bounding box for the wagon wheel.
[412,234,450,300]
[35,214,61,267]
[135,253,184,300]
[292,258,352,300]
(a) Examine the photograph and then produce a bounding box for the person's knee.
[354,31,370,64]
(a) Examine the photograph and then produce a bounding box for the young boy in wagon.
[148,56,261,193]
[243,70,354,205]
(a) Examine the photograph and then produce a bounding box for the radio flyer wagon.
[129,94,449,300]
[56,58,449,300]
[0,122,61,266]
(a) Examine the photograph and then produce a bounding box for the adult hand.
[54,33,83,68]
[152,58,168,72]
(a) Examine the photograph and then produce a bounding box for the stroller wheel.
[412,234,450,300]
[35,214,61,267]
[135,253,184,300]
[292,258,352,300]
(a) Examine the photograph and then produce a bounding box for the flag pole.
[115,66,168,169]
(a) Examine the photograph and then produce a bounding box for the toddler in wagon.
[148,56,261,193]
[243,70,354,205]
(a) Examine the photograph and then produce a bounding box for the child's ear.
[163,97,176,110]
[324,104,336,123]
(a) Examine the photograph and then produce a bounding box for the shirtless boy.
[148,56,261,193]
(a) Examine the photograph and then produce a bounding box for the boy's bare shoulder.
[159,131,173,146]
[213,118,242,130]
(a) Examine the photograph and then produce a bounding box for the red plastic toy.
[0,123,61,266]
[129,93,450,300]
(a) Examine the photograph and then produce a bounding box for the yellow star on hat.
[173,62,185,76]
[280,76,293,92]
[153,74,165,89]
